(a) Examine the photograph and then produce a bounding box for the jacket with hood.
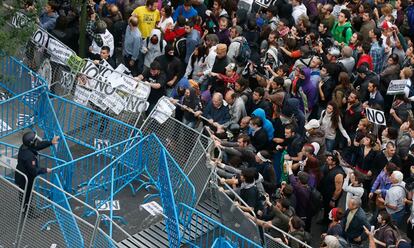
[331,21,353,45]
[251,108,274,141]
[298,67,318,113]
[181,88,200,123]
[142,29,167,68]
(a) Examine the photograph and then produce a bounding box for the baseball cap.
[304,119,320,130]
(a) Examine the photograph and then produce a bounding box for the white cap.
[304,119,320,130]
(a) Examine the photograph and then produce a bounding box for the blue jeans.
[326,138,336,152]
[391,209,405,226]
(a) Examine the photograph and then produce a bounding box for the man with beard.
[136,61,167,114]
[154,44,183,96]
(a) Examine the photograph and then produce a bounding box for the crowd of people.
[16,0,414,246]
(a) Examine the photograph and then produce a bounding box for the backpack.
[234,38,251,66]
[333,23,355,41]
[308,187,323,215]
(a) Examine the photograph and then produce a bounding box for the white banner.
[0,155,17,170]
[135,82,151,100]
[73,85,91,106]
[47,38,75,64]
[102,92,126,115]
[89,91,108,111]
[255,0,273,8]
[366,108,386,126]
[32,28,49,47]
[60,71,75,90]
[11,12,30,28]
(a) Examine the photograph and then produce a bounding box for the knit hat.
[323,235,340,248]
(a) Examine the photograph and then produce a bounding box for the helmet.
[22,131,36,146]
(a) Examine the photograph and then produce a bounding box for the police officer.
[15,131,59,207]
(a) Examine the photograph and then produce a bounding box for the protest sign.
[102,92,126,115]
[366,108,386,126]
[11,12,30,28]
[60,71,75,90]
[32,28,49,47]
[73,85,91,106]
[47,38,75,64]
[387,79,408,95]
[37,59,52,88]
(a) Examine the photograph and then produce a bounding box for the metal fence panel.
[158,148,181,248]
[216,189,262,244]
[0,165,28,247]
[0,86,44,139]
[18,176,101,248]
[264,233,291,248]
[179,203,262,248]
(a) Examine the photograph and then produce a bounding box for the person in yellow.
[132,0,160,38]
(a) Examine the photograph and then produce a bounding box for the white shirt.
[292,4,307,24]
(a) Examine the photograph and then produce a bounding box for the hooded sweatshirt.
[299,67,318,113]
[251,108,274,141]
[331,21,353,45]
[142,29,167,68]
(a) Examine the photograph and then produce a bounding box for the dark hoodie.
[181,88,200,123]
[154,44,183,87]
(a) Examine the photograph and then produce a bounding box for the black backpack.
[308,187,323,215]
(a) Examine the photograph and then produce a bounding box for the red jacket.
[164,27,186,42]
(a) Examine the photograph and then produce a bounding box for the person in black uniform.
[15,131,59,208]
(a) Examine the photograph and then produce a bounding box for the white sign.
[152,111,170,124]
[59,71,75,90]
[32,28,49,47]
[96,200,120,211]
[156,97,176,116]
[125,95,148,113]
[140,201,163,216]
[366,108,386,126]
[89,91,108,111]
[47,38,75,64]
[255,0,273,8]
[135,82,151,100]
[0,92,8,101]
[38,59,52,88]
[94,138,111,150]
[11,12,30,28]
[0,155,17,170]
[0,119,11,133]
[17,114,34,127]
[74,85,91,106]
[387,79,408,95]
[102,92,126,115]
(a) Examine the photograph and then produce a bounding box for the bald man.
[209,43,230,95]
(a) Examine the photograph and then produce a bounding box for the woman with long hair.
[320,101,351,152]
[332,72,354,109]
[184,45,207,83]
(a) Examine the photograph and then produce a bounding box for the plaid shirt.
[86,20,103,47]
[369,41,385,74]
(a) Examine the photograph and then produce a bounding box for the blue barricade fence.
[211,237,237,248]
[178,203,262,248]
[51,174,84,248]
[0,56,46,96]
[0,86,44,139]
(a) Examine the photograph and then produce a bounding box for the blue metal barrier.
[0,56,46,95]
[0,86,45,139]
[51,136,140,194]
[178,203,262,248]
[50,174,84,248]
[50,93,141,153]
[211,237,237,248]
